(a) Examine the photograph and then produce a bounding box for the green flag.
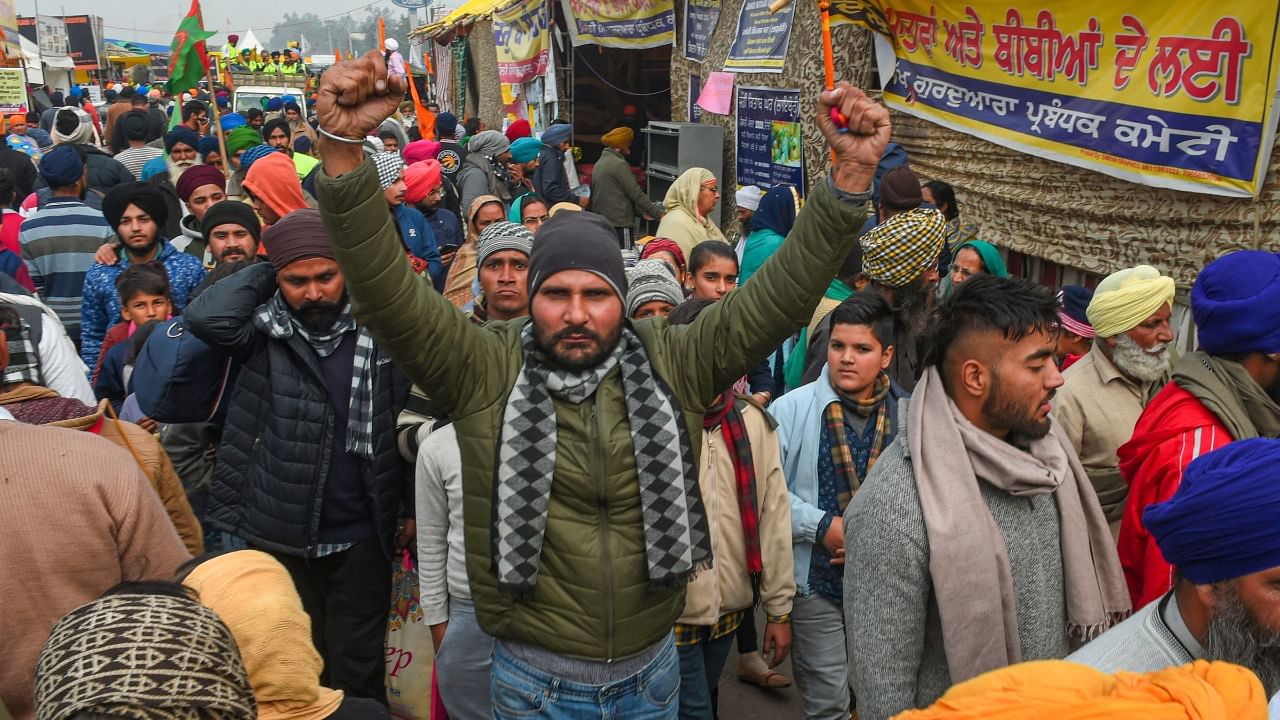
[166,0,215,96]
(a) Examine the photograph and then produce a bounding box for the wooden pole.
[203,58,231,178]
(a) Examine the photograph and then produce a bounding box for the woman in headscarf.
[739,184,801,286]
[182,550,392,720]
[455,129,514,213]
[508,193,550,234]
[444,194,505,308]
[655,167,728,257]
[639,237,689,288]
[936,239,1009,302]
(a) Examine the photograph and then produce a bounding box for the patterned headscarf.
[35,592,256,720]
[373,150,406,190]
[2,315,41,386]
[860,207,947,287]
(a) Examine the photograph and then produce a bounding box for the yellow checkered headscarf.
[860,207,947,287]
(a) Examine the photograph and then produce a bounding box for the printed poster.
[560,0,676,49]
[0,68,25,112]
[0,0,18,63]
[736,86,805,194]
[853,0,1280,197]
[725,0,796,73]
[62,14,100,69]
[494,0,549,84]
[683,0,720,62]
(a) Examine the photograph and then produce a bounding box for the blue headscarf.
[749,185,800,237]
[1145,438,1280,585]
[238,144,278,173]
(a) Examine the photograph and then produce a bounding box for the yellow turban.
[893,659,1266,720]
[184,550,344,720]
[860,207,947,288]
[550,201,584,216]
[602,127,635,149]
[1086,265,1175,338]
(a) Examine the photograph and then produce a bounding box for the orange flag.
[378,16,386,51]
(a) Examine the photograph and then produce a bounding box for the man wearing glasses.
[406,158,462,282]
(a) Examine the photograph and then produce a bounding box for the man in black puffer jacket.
[185,208,411,704]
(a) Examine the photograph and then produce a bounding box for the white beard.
[1110,333,1173,383]
[167,157,196,185]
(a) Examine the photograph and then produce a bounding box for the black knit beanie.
[528,210,627,301]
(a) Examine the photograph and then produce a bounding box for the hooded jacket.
[654,167,728,257]
[315,157,868,659]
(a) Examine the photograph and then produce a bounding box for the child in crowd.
[768,291,909,720]
[93,263,172,417]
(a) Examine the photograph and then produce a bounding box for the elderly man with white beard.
[1054,265,1175,533]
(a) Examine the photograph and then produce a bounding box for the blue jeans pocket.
[492,677,552,718]
[642,647,681,708]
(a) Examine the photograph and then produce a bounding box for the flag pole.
[204,60,231,178]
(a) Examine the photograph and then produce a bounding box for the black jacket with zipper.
[184,261,411,559]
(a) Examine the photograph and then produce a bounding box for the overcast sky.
[13,0,456,46]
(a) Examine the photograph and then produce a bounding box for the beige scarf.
[908,368,1130,682]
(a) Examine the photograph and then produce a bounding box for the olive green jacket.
[317,158,867,660]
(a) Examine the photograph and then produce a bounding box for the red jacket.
[1117,381,1233,607]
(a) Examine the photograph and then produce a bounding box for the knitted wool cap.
[477,221,534,266]
[238,143,278,174]
[529,210,626,301]
[626,259,685,317]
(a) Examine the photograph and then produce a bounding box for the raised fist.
[817,82,892,194]
[315,50,407,141]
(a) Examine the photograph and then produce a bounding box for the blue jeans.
[490,635,680,720]
[676,633,736,720]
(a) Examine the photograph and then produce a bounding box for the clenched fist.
[817,82,891,195]
[316,50,408,175]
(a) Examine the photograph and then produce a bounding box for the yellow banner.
[561,0,676,50]
[858,1,1280,197]
[494,0,549,84]
[0,0,19,63]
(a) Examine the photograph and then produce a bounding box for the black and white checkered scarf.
[2,316,41,386]
[253,291,379,459]
[495,323,712,597]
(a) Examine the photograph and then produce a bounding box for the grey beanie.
[477,221,534,267]
[625,259,685,317]
[528,210,627,301]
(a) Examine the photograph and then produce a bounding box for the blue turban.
[198,135,221,158]
[38,145,84,186]
[510,136,541,164]
[1145,437,1280,585]
[165,127,200,154]
[238,144,278,173]
[435,111,457,137]
[542,123,572,146]
[220,112,247,133]
[1192,250,1280,356]
[266,97,283,112]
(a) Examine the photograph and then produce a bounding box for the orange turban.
[602,127,635,149]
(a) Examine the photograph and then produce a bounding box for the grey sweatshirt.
[843,409,1070,720]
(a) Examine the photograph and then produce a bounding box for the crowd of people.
[2,48,1280,720]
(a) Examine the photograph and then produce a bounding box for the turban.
[238,143,278,173]
[1191,250,1280,355]
[477,221,534,268]
[103,88,118,102]
[504,118,531,142]
[1145,437,1280,585]
[120,111,148,141]
[102,182,170,229]
[404,159,442,204]
[639,237,687,272]
[266,97,283,112]
[509,136,542,164]
[403,139,440,165]
[202,199,261,242]
[52,107,94,145]
[468,130,510,158]
[228,33,239,44]
[183,551,344,718]
[175,163,226,203]
[435,111,458,138]
[1057,285,1095,339]
[225,126,262,156]
[34,592,256,720]
[626,259,685,317]
[197,135,221,159]
[859,207,946,288]
[220,112,247,132]
[735,185,762,212]
[530,210,626,300]
[165,126,200,153]
[892,659,1265,720]
[38,145,84,186]
[542,123,572,146]
[283,101,301,115]
[373,150,406,190]
[601,126,635,150]
[1086,265,1175,338]
[262,117,290,143]
[293,136,312,154]
[880,165,923,211]
[384,37,399,51]
[549,201,582,216]
[261,209,334,273]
